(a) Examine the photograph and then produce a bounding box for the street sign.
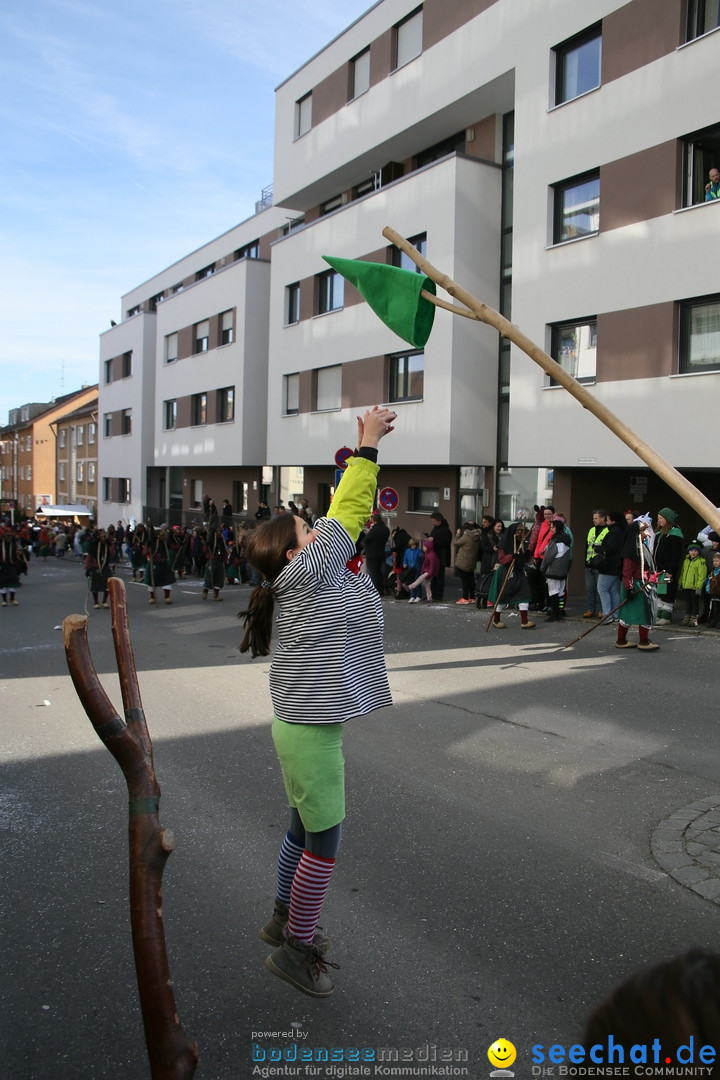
[379,486,399,511]
[335,469,345,490]
[335,446,353,470]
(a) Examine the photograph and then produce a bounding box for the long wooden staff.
[63,576,198,1079]
[484,556,517,632]
[560,597,628,649]
[382,226,720,536]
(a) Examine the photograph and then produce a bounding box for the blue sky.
[0,0,372,424]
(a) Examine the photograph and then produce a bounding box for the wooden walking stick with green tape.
[63,576,198,1079]
[323,231,720,536]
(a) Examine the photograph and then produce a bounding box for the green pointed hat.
[322,256,436,348]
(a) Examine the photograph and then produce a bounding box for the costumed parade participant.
[143,528,176,604]
[615,518,659,651]
[238,406,396,998]
[202,528,229,601]
[487,520,536,629]
[0,527,28,606]
[130,523,149,582]
[85,529,113,608]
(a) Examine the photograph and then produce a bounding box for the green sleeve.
[327,455,379,539]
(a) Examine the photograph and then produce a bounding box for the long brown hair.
[237,514,298,657]
[585,950,720,1052]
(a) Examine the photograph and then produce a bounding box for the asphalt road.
[2,556,719,1079]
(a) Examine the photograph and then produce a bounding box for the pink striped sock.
[288,851,335,944]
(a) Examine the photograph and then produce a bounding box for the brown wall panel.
[423,0,499,49]
[177,326,194,362]
[312,64,351,126]
[342,355,386,408]
[299,277,314,321]
[299,370,313,414]
[601,140,679,231]
[176,396,191,430]
[603,0,683,84]
[370,29,394,86]
[597,302,676,382]
[465,114,498,162]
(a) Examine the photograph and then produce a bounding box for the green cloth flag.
[322,256,436,348]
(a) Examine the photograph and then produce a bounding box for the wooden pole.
[63,576,198,1080]
[384,225,720,536]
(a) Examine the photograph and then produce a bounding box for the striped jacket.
[269,453,393,724]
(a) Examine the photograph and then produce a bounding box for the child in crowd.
[400,537,424,600]
[705,550,720,628]
[678,540,707,626]
[238,406,395,999]
[402,536,439,603]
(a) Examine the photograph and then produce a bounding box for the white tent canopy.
[35,504,92,520]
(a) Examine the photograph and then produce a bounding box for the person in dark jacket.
[429,511,452,601]
[390,526,411,596]
[593,510,626,623]
[653,507,684,625]
[362,511,390,595]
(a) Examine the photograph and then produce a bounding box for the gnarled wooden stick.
[63,576,198,1080]
[384,225,720,536]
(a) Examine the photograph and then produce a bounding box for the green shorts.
[271,717,345,833]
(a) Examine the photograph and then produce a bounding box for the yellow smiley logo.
[488,1039,517,1069]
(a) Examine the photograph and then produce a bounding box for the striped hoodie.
[269,453,393,724]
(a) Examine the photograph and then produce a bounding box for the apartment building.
[98,205,290,526]
[269,0,720,560]
[54,397,99,520]
[0,387,98,518]
[97,0,720,592]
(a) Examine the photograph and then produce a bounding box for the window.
[683,124,720,206]
[192,480,202,507]
[234,240,259,260]
[295,93,312,138]
[553,171,599,243]
[104,413,112,437]
[395,8,422,70]
[104,359,113,384]
[195,263,215,281]
[59,462,66,482]
[550,318,597,383]
[88,463,96,483]
[680,295,720,373]
[165,332,178,364]
[410,487,439,512]
[391,232,426,273]
[119,478,131,503]
[191,393,207,426]
[164,399,177,430]
[103,477,111,502]
[320,194,345,216]
[127,304,141,317]
[59,429,66,448]
[553,24,601,105]
[89,423,96,444]
[121,409,132,435]
[285,283,300,325]
[194,320,209,353]
[218,386,235,423]
[314,365,341,412]
[77,425,84,446]
[77,463,84,483]
[389,351,424,402]
[26,465,31,481]
[221,310,234,345]
[351,48,370,99]
[284,373,300,416]
[317,270,344,314]
[686,0,720,41]
[122,351,132,378]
